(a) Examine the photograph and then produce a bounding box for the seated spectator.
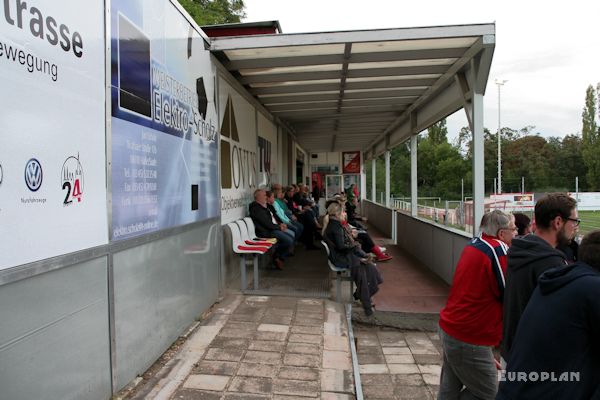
[284,185,320,248]
[496,230,600,400]
[346,197,367,230]
[266,190,295,242]
[323,201,383,316]
[249,189,293,270]
[325,198,391,262]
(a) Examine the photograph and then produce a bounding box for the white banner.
[0,0,108,269]
[219,77,258,224]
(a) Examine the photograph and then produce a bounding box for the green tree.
[582,84,600,190]
[427,119,448,145]
[179,0,246,26]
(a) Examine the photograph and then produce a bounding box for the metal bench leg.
[240,256,246,291]
[253,255,259,290]
[336,272,342,302]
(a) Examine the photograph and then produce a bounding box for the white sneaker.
[379,247,386,252]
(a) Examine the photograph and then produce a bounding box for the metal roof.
[210,24,495,156]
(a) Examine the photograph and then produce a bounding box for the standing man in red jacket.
[438,210,517,400]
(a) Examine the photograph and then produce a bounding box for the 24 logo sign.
[61,155,84,206]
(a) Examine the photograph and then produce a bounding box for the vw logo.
[24,158,43,192]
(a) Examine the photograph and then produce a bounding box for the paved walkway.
[132,294,356,399]
[354,325,442,399]
[124,294,443,400]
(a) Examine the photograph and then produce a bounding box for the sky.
[243,0,600,142]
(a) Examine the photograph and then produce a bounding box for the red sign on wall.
[342,151,361,174]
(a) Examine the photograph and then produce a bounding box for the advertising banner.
[0,0,108,270]
[219,78,258,224]
[258,113,277,188]
[110,0,220,240]
[342,151,361,174]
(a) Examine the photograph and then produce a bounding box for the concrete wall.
[362,200,471,284]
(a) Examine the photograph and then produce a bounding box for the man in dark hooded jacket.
[496,230,600,400]
[501,193,578,363]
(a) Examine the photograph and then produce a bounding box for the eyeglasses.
[566,217,581,227]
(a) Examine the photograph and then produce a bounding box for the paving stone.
[254,331,288,341]
[173,388,222,400]
[283,353,321,368]
[243,350,282,365]
[323,350,351,370]
[257,323,290,333]
[219,328,255,338]
[388,363,420,374]
[356,336,379,347]
[409,346,439,355]
[246,296,271,303]
[230,312,264,323]
[262,314,293,325]
[321,393,354,400]
[290,325,322,335]
[204,348,244,362]
[224,321,258,331]
[324,335,349,352]
[269,308,295,316]
[286,342,321,355]
[293,318,323,327]
[320,369,353,393]
[394,384,433,399]
[385,354,415,364]
[418,364,441,375]
[357,345,383,355]
[278,366,319,381]
[382,346,411,355]
[273,396,315,400]
[228,376,273,394]
[358,364,389,374]
[413,354,442,364]
[249,340,286,352]
[194,360,238,376]
[183,374,230,391]
[357,352,386,364]
[363,384,395,399]
[273,378,319,397]
[223,393,270,400]
[360,374,393,386]
[298,312,325,320]
[378,336,407,347]
[391,373,425,387]
[209,337,250,350]
[323,322,343,336]
[298,299,323,305]
[237,362,278,378]
[289,333,322,345]
[422,373,441,386]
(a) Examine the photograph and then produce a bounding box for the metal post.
[410,135,418,217]
[240,256,246,291]
[521,176,525,194]
[496,79,507,194]
[576,176,579,211]
[472,91,485,236]
[371,158,376,203]
[253,256,259,290]
[385,150,391,208]
[493,178,497,195]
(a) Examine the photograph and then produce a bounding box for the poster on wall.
[0,0,108,270]
[110,0,220,241]
[342,151,361,174]
[219,78,258,224]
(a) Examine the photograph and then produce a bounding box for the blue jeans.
[287,220,304,240]
[271,229,293,260]
[438,327,498,400]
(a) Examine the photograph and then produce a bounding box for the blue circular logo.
[24,158,43,192]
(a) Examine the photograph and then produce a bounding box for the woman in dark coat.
[323,202,382,316]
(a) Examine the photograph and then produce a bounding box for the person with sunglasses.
[501,193,578,366]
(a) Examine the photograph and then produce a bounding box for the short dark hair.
[579,231,600,270]
[513,213,531,236]
[534,193,577,229]
[265,190,274,199]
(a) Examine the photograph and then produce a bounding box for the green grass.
[578,210,600,236]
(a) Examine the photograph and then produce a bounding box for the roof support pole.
[385,150,391,208]
[410,115,418,217]
[371,158,376,203]
[360,151,366,201]
[471,89,485,236]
